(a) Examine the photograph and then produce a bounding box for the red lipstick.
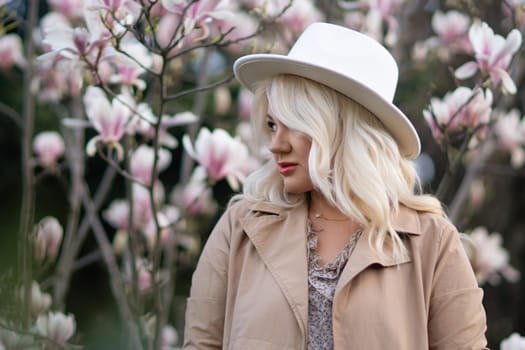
[278,162,297,175]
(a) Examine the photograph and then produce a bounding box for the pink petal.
[454,61,478,79]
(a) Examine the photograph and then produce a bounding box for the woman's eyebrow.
[266,114,274,121]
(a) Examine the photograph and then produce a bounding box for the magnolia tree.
[0,0,524,349]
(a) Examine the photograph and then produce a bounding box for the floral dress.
[306,221,362,350]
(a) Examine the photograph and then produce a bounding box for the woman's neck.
[308,191,349,221]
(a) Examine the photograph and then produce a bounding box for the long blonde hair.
[238,74,443,263]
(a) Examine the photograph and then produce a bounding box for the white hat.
[233,22,420,159]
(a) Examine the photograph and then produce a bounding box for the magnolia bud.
[112,230,128,256]
[34,216,64,261]
[213,86,231,116]
[36,311,76,345]
[32,131,65,168]
[30,281,52,316]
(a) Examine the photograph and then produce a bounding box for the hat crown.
[232,22,420,159]
[287,23,398,102]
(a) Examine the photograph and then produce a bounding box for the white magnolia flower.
[500,332,525,350]
[18,281,52,316]
[33,131,65,167]
[466,227,520,285]
[162,324,179,350]
[36,311,76,345]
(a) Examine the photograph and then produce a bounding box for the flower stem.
[18,0,39,328]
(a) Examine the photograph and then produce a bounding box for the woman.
[183,23,488,350]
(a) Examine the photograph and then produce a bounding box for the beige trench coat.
[183,199,488,350]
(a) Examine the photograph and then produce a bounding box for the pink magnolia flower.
[32,131,65,167]
[39,21,108,64]
[48,0,84,20]
[32,58,84,102]
[365,0,404,45]
[83,86,136,159]
[170,166,217,216]
[161,0,233,40]
[34,216,64,261]
[86,0,143,28]
[215,10,258,54]
[465,227,520,286]
[132,182,165,228]
[0,33,26,70]
[432,11,470,50]
[80,0,142,50]
[35,11,71,49]
[423,87,493,141]
[137,260,152,294]
[494,109,525,168]
[36,311,76,345]
[103,199,130,230]
[340,0,403,46]
[183,127,253,190]
[156,12,183,51]
[421,10,472,60]
[142,208,178,249]
[500,333,525,350]
[130,144,172,185]
[242,0,323,47]
[278,0,324,35]
[162,325,179,350]
[105,40,159,90]
[455,21,522,94]
[133,104,197,148]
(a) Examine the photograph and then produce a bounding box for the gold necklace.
[310,209,351,222]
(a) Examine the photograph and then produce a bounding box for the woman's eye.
[267,120,277,132]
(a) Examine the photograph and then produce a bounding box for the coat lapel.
[239,201,309,340]
[238,202,424,334]
[336,205,422,295]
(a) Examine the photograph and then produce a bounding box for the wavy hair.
[237,74,443,263]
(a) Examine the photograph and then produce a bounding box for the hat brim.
[234,54,420,159]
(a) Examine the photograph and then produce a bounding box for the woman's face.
[266,108,314,194]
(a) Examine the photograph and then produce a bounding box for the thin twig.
[80,183,143,350]
[18,0,39,328]
[448,139,497,226]
[52,165,118,307]
[0,101,23,128]
[96,146,149,188]
[165,74,234,100]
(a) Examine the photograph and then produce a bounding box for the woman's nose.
[268,130,291,154]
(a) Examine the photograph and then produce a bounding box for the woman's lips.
[278,162,297,175]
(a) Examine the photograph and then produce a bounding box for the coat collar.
[244,200,423,236]
[238,200,423,338]
[239,200,310,341]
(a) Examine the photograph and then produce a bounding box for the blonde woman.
[183,23,488,350]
